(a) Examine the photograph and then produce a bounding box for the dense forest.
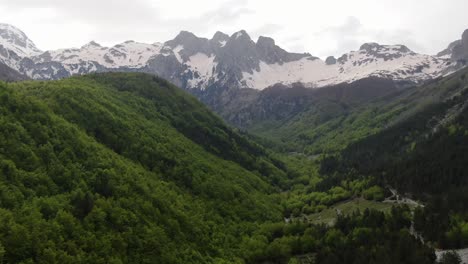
[0,72,464,263]
[0,73,293,263]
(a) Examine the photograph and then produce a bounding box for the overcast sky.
[1,0,467,58]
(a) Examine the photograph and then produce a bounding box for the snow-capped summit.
[233,30,248,40]
[81,41,103,49]
[32,40,162,69]
[0,23,42,70]
[0,23,41,56]
[357,43,413,58]
[242,42,455,89]
[1,23,464,93]
[212,31,229,48]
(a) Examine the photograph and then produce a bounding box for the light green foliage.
[362,186,385,201]
[308,198,393,225]
[0,73,290,263]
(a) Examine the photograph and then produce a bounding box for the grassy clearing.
[307,198,395,225]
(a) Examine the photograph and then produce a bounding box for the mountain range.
[1,23,467,91]
[3,20,468,263]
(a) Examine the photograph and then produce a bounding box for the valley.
[1,20,468,264]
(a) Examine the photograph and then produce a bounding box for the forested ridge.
[0,73,293,263]
[0,72,459,263]
[321,69,468,250]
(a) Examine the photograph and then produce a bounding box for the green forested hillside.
[0,73,290,263]
[244,70,468,155]
[0,72,442,264]
[320,68,468,249]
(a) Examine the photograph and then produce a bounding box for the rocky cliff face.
[206,77,399,129]
[438,29,468,64]
[0,62,28,81]
[451,29,468,62]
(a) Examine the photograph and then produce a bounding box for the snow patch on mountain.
[0,23,463,92]
[242,44,455,89]
[186,53,217,89]
[242,57,335,89]
[33,41,162,68]
[235,31,244,39]
[0,23,41,57]
[0,23,42,70]
[172,45,184,63]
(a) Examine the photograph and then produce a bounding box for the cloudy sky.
[1,0,467,58]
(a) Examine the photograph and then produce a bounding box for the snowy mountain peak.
[325,56,337,65]
[359,42,380,51]
[257,36,276,48]
[231,30,251,41]
[359,43,412,54]
[0,23,463,94]
[212,31,229,42]
[81,41,103,49]
[167,31,204,48]
[212,31,229,47]
[0,23,41,56]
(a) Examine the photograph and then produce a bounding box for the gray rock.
[256,36,310,64]
[358,43,413,61]
[325,56,337,65]
[144,53,188,88]
[165,31,213,61]
[438,28,468,63]
[0,62,28,81]
[359,42,381,52]
[211,31,230,49]
[452,29,468,62]
[437,40,461,57]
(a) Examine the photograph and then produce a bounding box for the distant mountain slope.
[237,65,468,155]
[0,23,462,92]
[204,77,398,129]
[0,73,290,263]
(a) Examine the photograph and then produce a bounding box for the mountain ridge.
[0,23,465,92]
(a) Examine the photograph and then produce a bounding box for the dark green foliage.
[321,68,468,249]
[362,186,385,201]
[240,207,435,264]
